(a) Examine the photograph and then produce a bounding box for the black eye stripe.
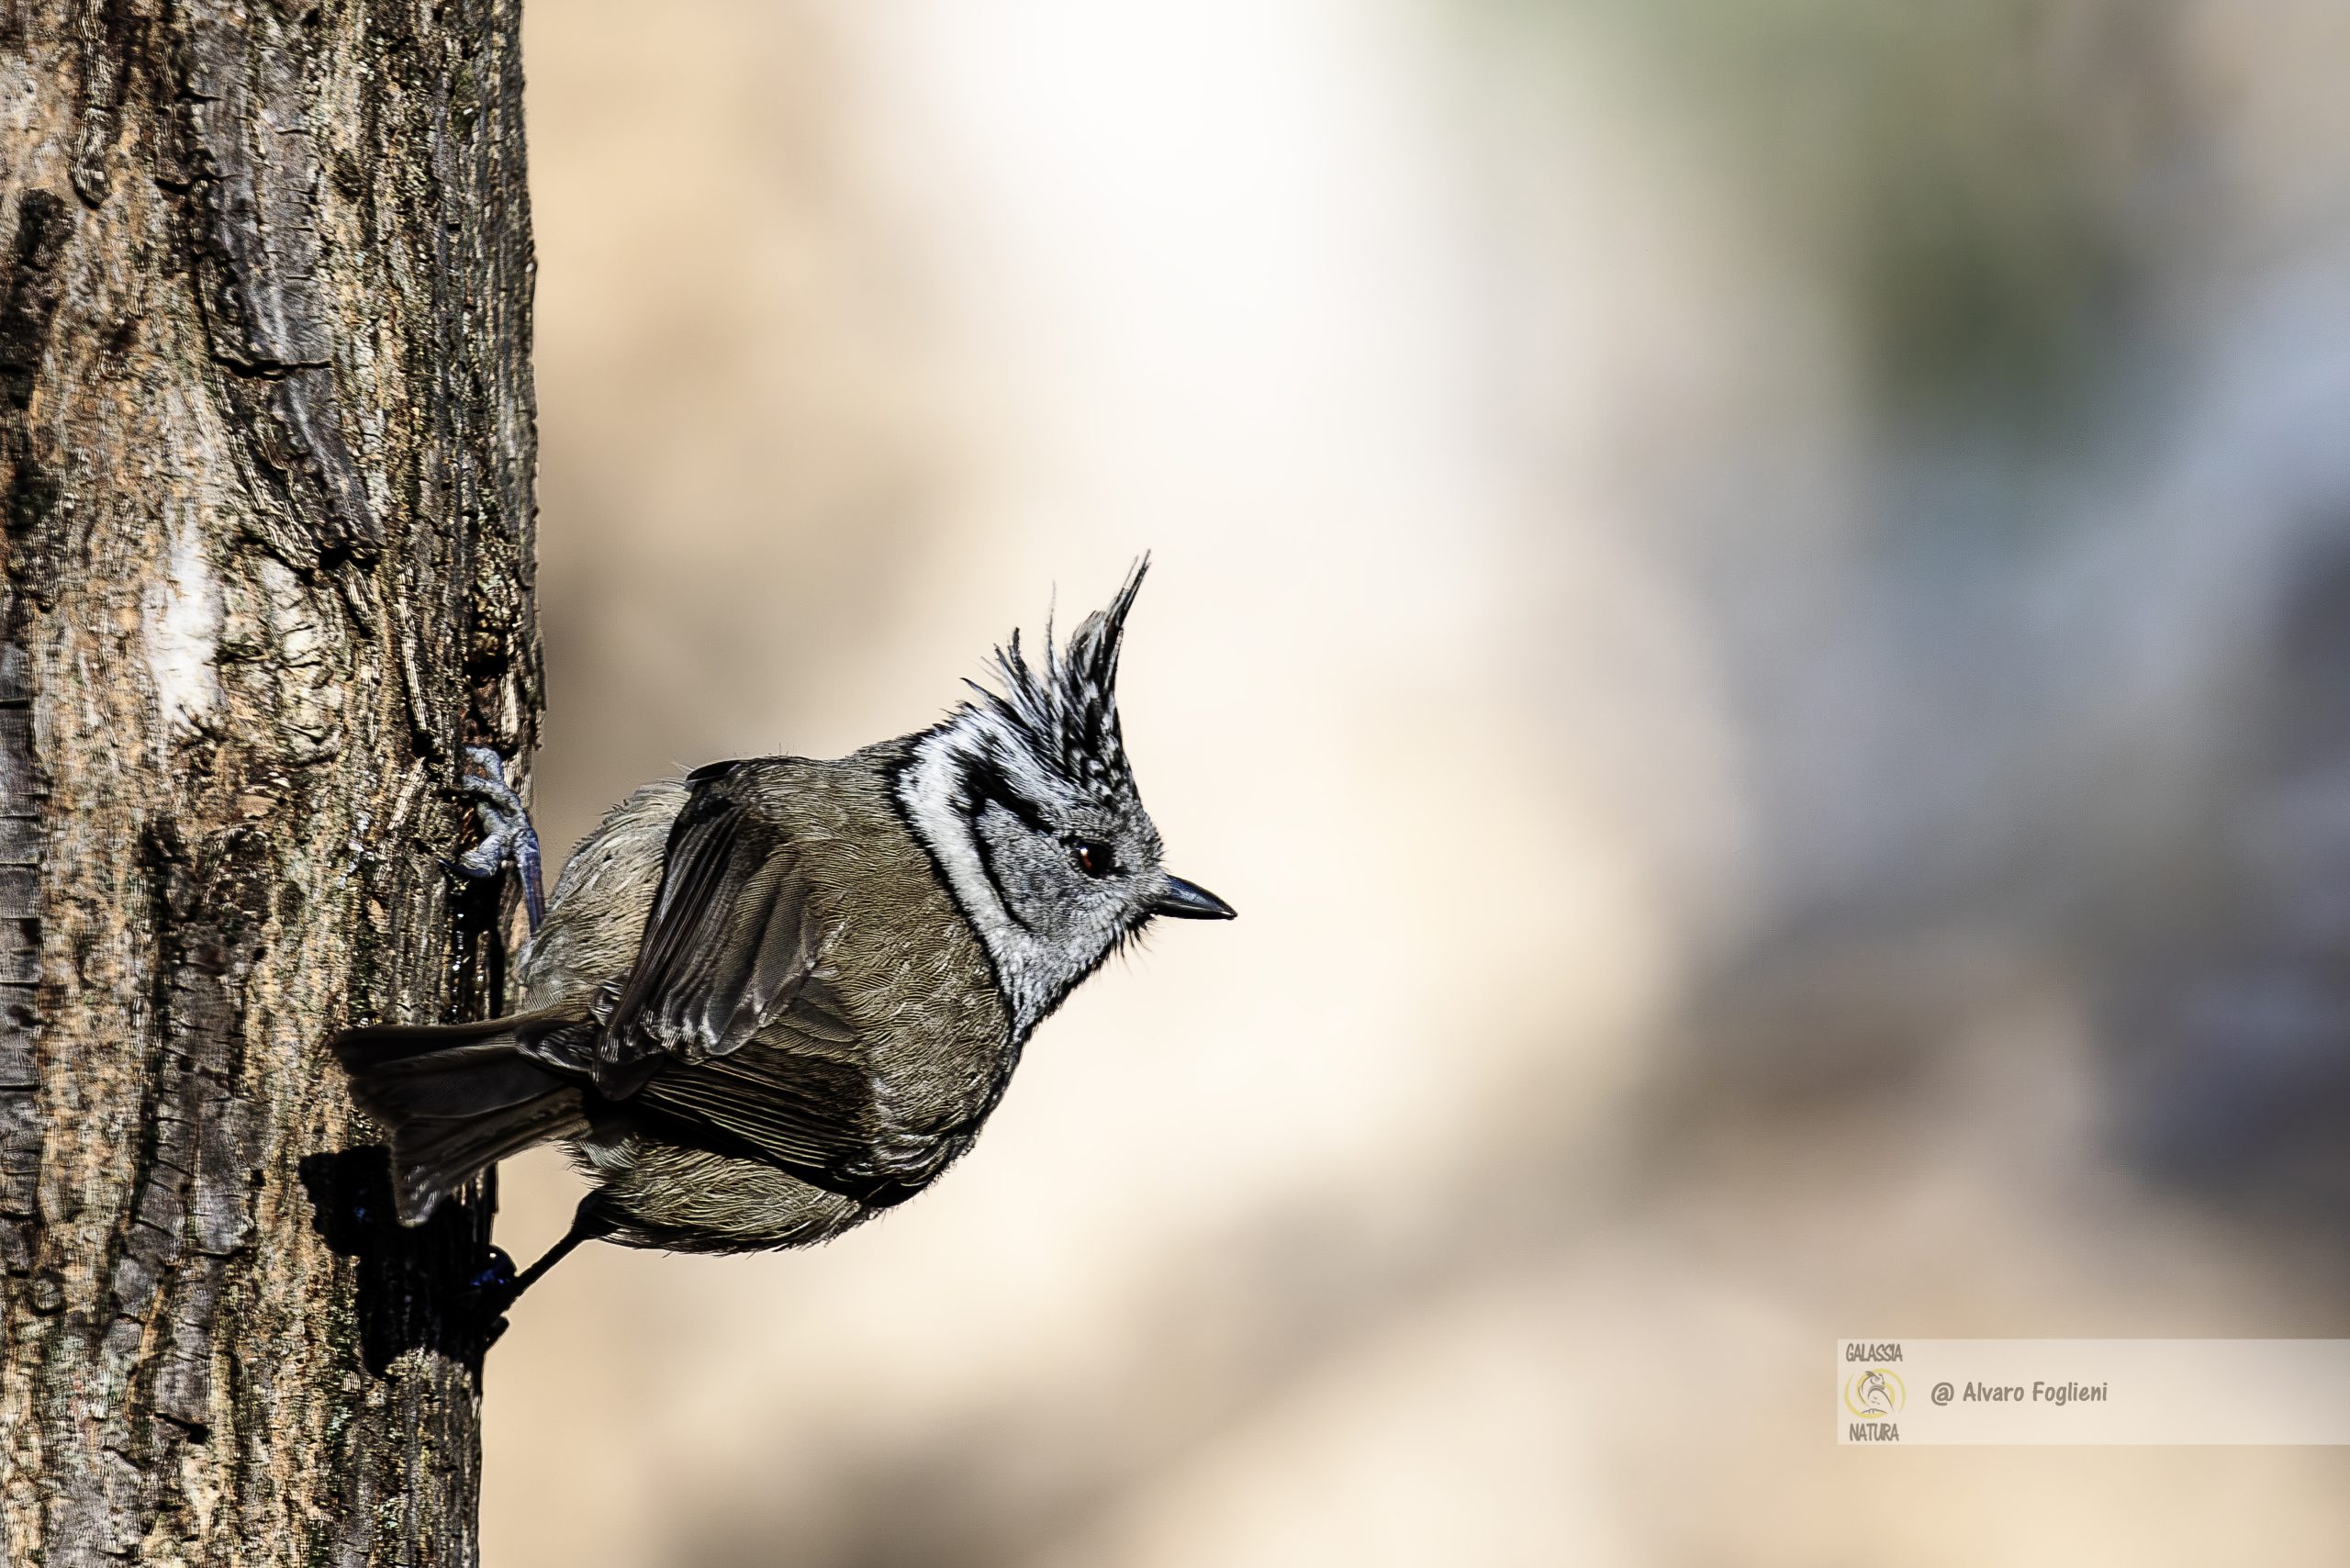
[951,754,1044,933]
[957,750,1120,880]
[960,753,1054,836]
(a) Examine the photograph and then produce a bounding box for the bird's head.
[894,557,1233,1036]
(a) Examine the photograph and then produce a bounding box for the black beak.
[1152,875,1237,920]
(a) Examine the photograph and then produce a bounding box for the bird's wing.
[532,766,951,1200]
[585,772,857,1079]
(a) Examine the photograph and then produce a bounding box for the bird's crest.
[964,556,1148,803]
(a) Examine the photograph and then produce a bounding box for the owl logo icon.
[1844,1369,1906,1417]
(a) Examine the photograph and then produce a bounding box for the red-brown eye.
[1072,839,1113,877]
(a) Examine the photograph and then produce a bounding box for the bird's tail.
[331,1005,595,1226]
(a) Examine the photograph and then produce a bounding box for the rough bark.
[0,0,538,1562]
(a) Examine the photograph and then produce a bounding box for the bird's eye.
[1071,839,1113,877]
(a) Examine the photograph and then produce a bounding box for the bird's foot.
[466,1244,520,1306]
[463,1198,612,1343]
[464,1244,520,1346]
[447,745,545,934]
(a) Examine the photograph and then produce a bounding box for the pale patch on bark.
[145,510,225,745]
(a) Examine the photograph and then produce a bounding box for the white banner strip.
[1837,1340,2350,1446]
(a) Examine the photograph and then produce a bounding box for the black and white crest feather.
[962,556,1147,807]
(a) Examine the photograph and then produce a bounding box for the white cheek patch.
[896,719,1059,1037]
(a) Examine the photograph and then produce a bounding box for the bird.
[332,559,1232,1303]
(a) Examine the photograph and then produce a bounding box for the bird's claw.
[453,745,545,934]
[467,1244,519,1301]
[464,1244,520,1341]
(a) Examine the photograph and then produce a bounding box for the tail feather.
[331,1007,595,1226]
[388,1090,590,1226]
[331,1003,582,1069]
[357,1042,569,1121]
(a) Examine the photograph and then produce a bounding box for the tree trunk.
[0,0,537,1562]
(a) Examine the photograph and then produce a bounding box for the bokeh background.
[490,1,2350,1562]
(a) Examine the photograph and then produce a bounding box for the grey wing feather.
[635,1052,875,1172]
[589,780,851,1081]
[565,765,946,1195]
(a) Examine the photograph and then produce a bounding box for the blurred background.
[493,1,2350,1562]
